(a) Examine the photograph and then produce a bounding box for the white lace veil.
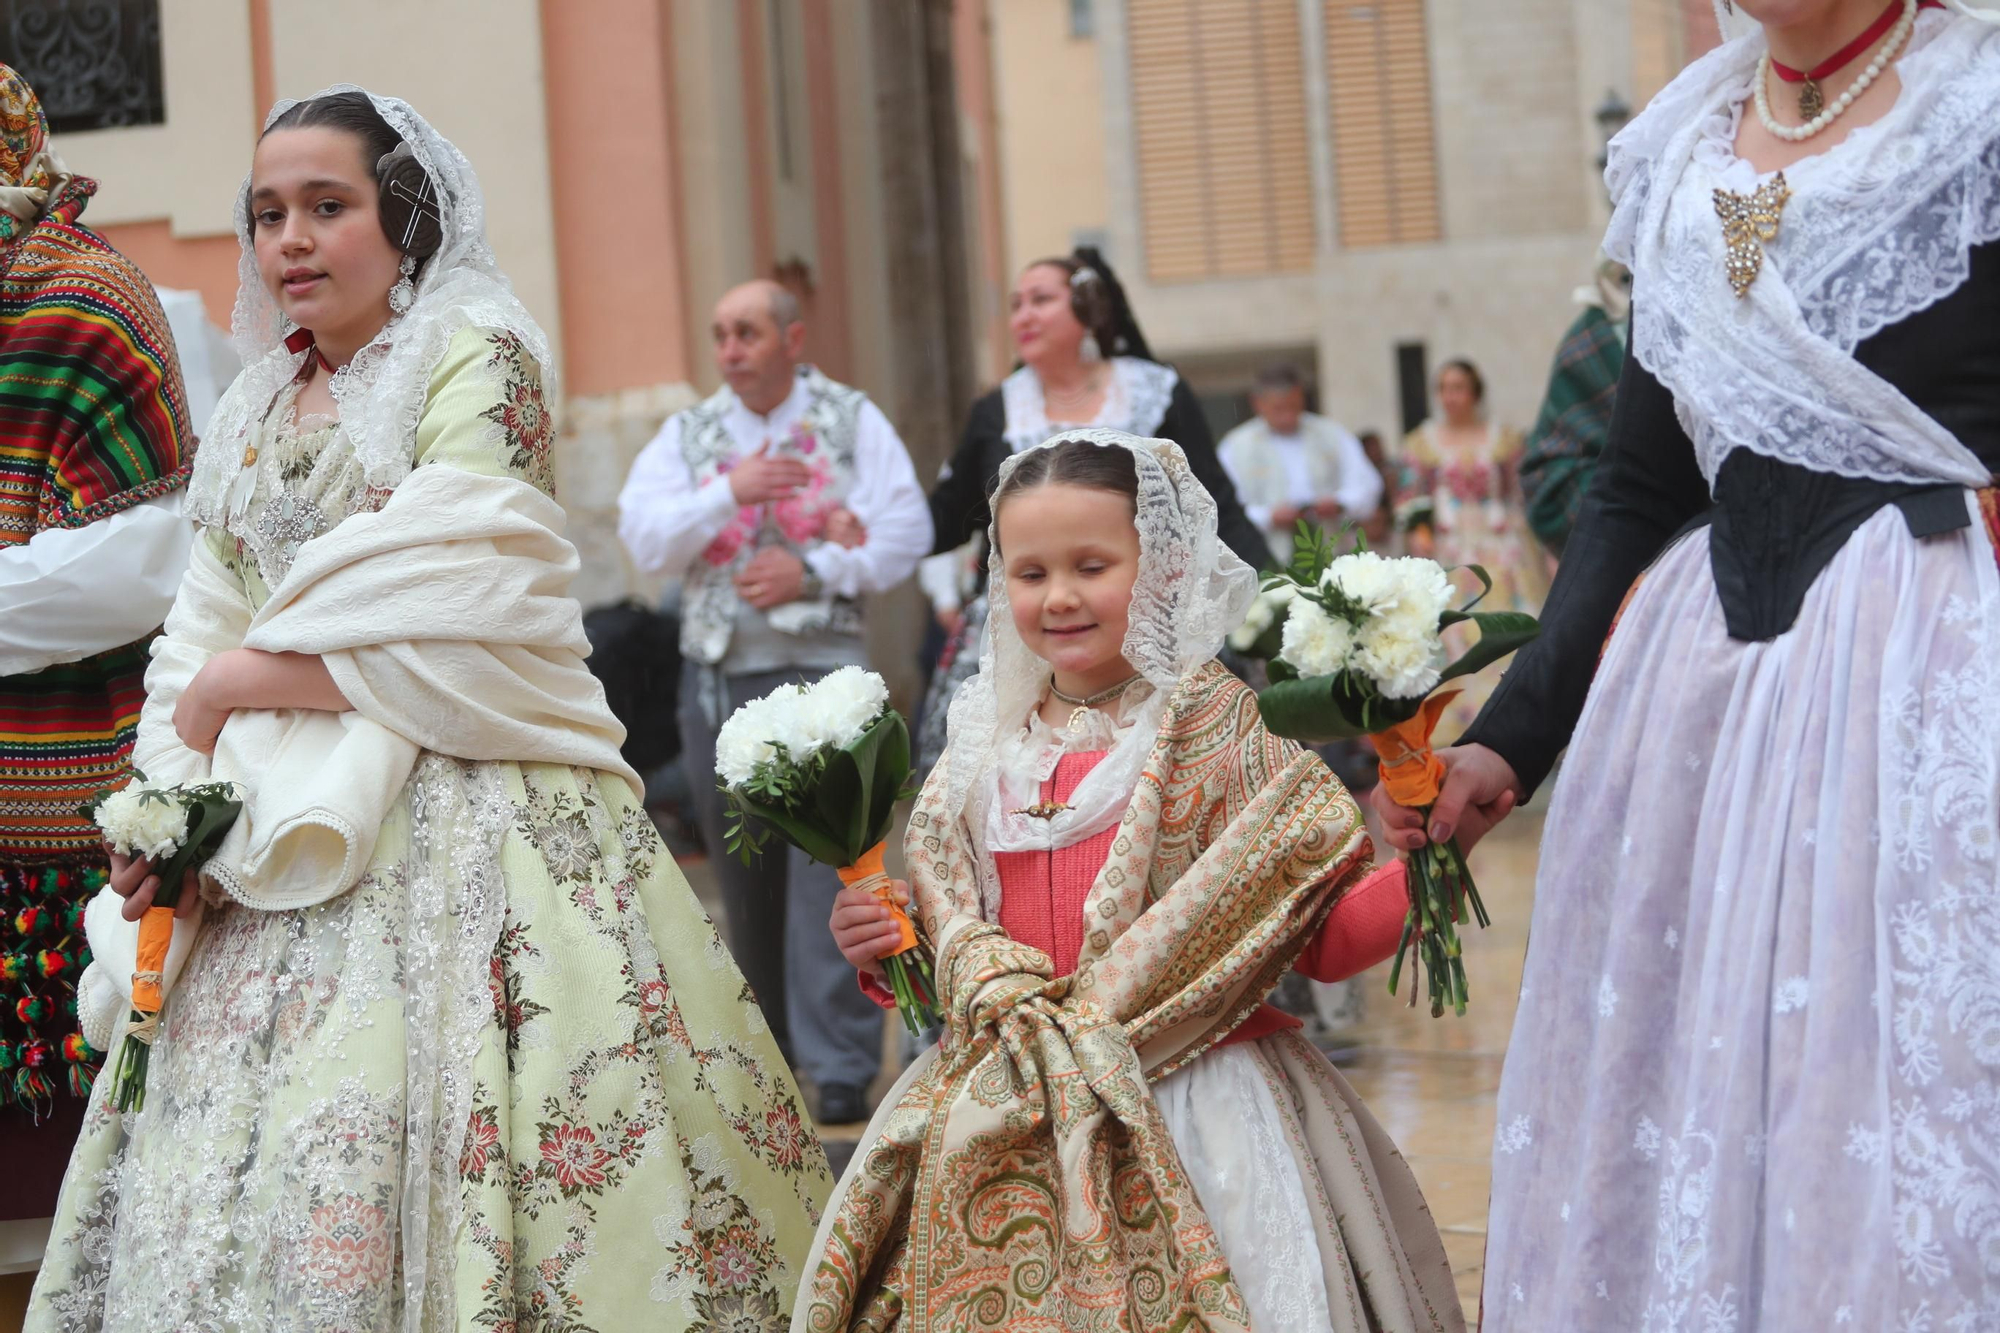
[939,428,1257,867]
[183,84,554,527]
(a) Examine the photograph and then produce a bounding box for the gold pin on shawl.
[1713,172,1791,298]
[1010,800,1072,820]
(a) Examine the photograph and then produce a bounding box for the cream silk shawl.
[78,462,636,1043]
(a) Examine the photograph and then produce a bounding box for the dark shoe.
[817,1082,871,1125]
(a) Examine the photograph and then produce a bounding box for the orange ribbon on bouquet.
[1367,690,1461,809]
[835,841,918,956]
[127,904,175,1041]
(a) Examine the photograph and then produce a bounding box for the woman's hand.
[107,848,202,922]
[174,650,243,756]
[173,649,351,755]
[830,879,910,979]
[1370,743,1523,855]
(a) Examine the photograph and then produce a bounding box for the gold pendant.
[1713,172,1791,299]
[241,444,258,466]
[1010,801,1072,821]
[1798,78,1824,121]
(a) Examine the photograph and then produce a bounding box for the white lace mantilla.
[938,429,1257,900]
[185,86,553,525]
[998,356,1178,455]
[1605,11,2000,489]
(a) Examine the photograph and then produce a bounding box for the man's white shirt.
[618,373,932,599]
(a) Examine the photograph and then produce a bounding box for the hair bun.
[376,142,444,258]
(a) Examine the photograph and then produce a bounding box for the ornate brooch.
[1713,173,1791,299]
[1010,801,1071,821]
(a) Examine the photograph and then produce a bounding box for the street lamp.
[1594,88,1634,172]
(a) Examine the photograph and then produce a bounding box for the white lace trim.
[997,356,1178,455]
[1604,12,2000,489]
[981,687,1152,870]
[186,85,554,527]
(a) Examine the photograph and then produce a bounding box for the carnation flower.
[714,695,786,789]
[94,785,189,860]
[714,669,893,790]
[1278,598,1355,678]
[802,666,889,750]
[1353,621,1445,699]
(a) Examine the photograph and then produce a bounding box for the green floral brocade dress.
[28,328,830,1332]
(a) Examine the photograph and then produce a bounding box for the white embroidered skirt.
[1156,1035,1464,1333]
[1482,498,2000,1330]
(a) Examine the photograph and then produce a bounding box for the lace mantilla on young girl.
[1605,9,2000,489]
[939,429,1258,874]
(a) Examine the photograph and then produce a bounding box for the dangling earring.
[1079,332,1103,364]
[388,253,417,314]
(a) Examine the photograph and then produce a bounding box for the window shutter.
[1324,0,1442,248]
[1127,0,1316,282]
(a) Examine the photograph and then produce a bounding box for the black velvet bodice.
[1463,242,2000,797]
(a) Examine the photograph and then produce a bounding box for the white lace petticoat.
[1482,496,2000,1330]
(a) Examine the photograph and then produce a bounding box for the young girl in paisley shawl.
[27,88,828,1332]
[814,429,1463,1333]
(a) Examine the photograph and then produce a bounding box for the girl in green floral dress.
[27,87,828,1332]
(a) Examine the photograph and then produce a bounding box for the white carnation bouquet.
[715,667,938,1035]
[81,772,242,1109]
[1257,524,1537,1017]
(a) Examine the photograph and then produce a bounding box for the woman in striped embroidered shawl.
[0,60,193,1221]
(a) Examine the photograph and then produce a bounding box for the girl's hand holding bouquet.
[715,666,938,1035]
[829,876,913,979]
[82,773,243,1109]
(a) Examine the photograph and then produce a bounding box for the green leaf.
[1435,611,1540,685]
[815,742,866,867]
[1256,673,1420,743]
[153,795,243,903]
[732,794,850,867]
[1442,563,1495,614]
[861,712,913,850]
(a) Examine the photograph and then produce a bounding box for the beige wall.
[990,0,1109,278]
[60,0,257,238]
[997,0,1619,438]
[669,0,758,396]
[1427,0,1593,244]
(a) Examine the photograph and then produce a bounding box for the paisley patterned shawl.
[799,661,1373,1332]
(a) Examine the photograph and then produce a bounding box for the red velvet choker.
[283,326,337,375]
[1770,0,1943,118]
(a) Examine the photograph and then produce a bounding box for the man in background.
[1218,363,1383,563]
[618,279,930,1125]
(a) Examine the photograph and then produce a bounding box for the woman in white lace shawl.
[1374,2,2000,1328]
[27,88,829,1332]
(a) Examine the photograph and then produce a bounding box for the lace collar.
[1602,10,1999,489]
[999,356,1178,454]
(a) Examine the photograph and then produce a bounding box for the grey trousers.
[678,663,883,1090]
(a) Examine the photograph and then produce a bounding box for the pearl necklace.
[1043,367,1107,415]
[1753,0,1916,143]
